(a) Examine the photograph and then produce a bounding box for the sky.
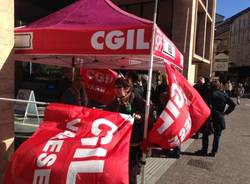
[216,0,250,19]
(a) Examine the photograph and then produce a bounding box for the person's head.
[157,73,167,85]
[141,74,148,86]
[126,71,139,85]
[204,77,210,84]
[160,91,169,105]
[72,76,83,89]
[212,80,221,90]
[114,78,132,99]
[197,76,205,84]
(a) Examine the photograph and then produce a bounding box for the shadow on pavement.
[181,151,209,157]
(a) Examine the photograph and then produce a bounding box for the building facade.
[113,0,216,83]
[214,7,250,86]
[0,0,15,181]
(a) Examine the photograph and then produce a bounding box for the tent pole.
[29,62,32,76]
[141,0,158,183]
[72,57,76,81]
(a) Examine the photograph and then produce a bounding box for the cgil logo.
[33,118,119,184]
[91,29,150,50]
[157,73,191,147]
[86,70,115,84]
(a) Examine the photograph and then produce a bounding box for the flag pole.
[141,0,158,183]
[0,97,49,105]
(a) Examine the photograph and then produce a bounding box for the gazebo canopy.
[15,0,183,70]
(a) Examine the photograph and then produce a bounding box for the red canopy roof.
[22,0,151,29]
[15,0,183,70]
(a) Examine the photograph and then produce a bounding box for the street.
[155,97,250,184]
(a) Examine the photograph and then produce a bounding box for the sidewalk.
[152,98,250,184]
[137,139,194,184]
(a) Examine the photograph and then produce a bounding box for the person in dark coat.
[141,74,155,100]
[61,76,88,106]
[106,77,145,184]
[153,73,168,117]
[126,71,144,99]
[209,80,236,156]
[194,77,212,106]
[194,77,213,155]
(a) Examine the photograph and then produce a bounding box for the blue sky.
[216,0,250,19]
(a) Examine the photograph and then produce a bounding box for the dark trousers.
[211,127,222,153]
[201,133,209,152]
[200,118,213,153]
[212,131,222,153]
[129,146,140,184]
[173,146,181,155]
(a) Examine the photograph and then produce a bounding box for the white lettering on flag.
[171,83,184,108]
[73,148,107,158]
[43,140,63,152]
[66,160,105,184]
[37,153,57,167]
[157,110,174,134]
[179,113,191,142]
[166,100,180,118]
[92,119,118,145]
[51,130,76,139]
[81,137,99,146]
[33,169,51,184]
[66,118,81,132]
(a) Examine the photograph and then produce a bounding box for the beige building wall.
[0,0,15,182]
[173,0,216,84]
[172,0,196,83]
[114,0,216,84]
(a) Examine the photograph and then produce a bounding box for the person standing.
[194,76,205,93]
[153,73,168,117]
[209,80,236,156]
[225,80,233,97]
[141,74,155,100]
[61,76,88,106]
[107,78,146,184]
[126,71,144,99]
[194,77,213,155]
[235,82,245,105]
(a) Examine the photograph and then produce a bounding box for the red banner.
[148,63,210,149]
[15,27,152,55]
[81,68,118,105]
[153,27,184,71]
[5,103,134,184]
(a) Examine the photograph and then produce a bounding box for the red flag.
[81,68,118,105]
[5,103,134,184]
[148,63,210,149]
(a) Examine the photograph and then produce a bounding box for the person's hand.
[140,139,151,154]
[134,113,142,120]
